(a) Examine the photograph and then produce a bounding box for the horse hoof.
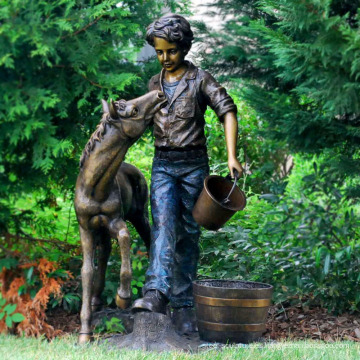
[115,294,131,309]
[78,333,93,344]
[91,297,103,312]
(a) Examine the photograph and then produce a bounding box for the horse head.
[103,90,167,140]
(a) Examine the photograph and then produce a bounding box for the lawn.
[0,335,359,360]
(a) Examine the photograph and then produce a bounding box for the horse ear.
[101,99,109,113]
[109,100,119,119]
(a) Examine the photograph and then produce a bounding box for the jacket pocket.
[175,97,195,118]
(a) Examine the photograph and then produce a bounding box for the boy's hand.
[228,156,244,179]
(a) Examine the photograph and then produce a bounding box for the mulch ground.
[47,309,80,334]
[265,303,360,342]
[46,303,360,342]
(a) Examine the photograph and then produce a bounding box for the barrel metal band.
[194,295,271,307]
[198,320,266,332]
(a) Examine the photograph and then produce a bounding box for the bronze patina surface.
[192,174,246,230]
[75,90,166,344]
[105,312,202,352]
[148,61,237,149]
[77,13,248,350]
[132,13,244,323]
[193,280,273,344]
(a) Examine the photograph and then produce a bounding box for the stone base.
[104,312,203,352]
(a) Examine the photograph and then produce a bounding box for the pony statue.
[75,90,167,343]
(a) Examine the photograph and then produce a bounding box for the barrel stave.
[193,280,273,344]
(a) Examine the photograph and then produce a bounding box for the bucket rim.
[193,279,273,291]
[204,175,246,211]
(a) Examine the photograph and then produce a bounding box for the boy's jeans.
[143,156,209,308]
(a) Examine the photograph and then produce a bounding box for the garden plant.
[0,0,359,358]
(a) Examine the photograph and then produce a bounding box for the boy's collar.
[154,61,197,84]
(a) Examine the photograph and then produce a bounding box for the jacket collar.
[153,61,198,106]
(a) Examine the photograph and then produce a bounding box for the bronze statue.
[132,14,243,335]
[75,90,167,344]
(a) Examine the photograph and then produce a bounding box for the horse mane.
[79,100,127,168]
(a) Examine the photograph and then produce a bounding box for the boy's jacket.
[148,61,237,149]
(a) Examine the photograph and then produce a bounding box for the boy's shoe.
[172,306,198,335]
[131,290,168,315]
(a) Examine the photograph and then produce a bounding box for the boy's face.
[153,37,186,73]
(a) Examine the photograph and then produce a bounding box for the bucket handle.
[222,170,239,204]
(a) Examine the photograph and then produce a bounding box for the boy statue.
[132,14,243,334]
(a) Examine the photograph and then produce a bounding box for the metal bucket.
[193,280,273,344]
[192,175,246,230]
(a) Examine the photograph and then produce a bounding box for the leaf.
[302,174,316,183]
[0,258,18,270]
[315,247,327,267]
[259,194,279,203]
[313,161,318,174]
[27,266,34,281]
[0,53,14,68]
[18,285,26,296]
[324,254,331,275]
[315,248,322,267]
[11,313,25,323]
[5,316,13,328]
[0,312,5,320]
[4,304,16,315]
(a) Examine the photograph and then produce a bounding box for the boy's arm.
[224,111,243,178]
[200,71,243,178]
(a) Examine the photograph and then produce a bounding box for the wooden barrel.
[193,280,273,344]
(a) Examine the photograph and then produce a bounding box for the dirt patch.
[46,308,80,334]
[195,280,271,289]
[47,303,360,343]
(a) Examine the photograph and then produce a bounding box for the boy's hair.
[146,14,194,53]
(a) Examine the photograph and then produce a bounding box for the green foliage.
[0,294,25,329]
[198,0,360,197]
[94,316,125,334]
[199,155,360,313]
[50,291,81,313]
[205,93,291,193]
[0,0,184,235]
[2,0,359,320]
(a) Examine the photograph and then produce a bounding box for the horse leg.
[110,219,132,309]
[78,226,96,344]
[91,234,111,312]
[129,212,151,253]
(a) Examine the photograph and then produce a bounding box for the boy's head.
[146,14,194,54]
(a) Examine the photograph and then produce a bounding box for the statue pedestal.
[104,311,203,352]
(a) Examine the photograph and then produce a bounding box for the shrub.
[0,255,72,338]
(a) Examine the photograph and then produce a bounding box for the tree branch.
[0,242,13,256]
[80,74,105,89]
[61,15,104,40]
[3,232,79,251]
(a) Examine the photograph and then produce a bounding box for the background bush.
[1,0,359,328]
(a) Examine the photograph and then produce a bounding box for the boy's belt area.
[155,146,207,161]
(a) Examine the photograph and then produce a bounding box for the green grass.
[0,335,359,360]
